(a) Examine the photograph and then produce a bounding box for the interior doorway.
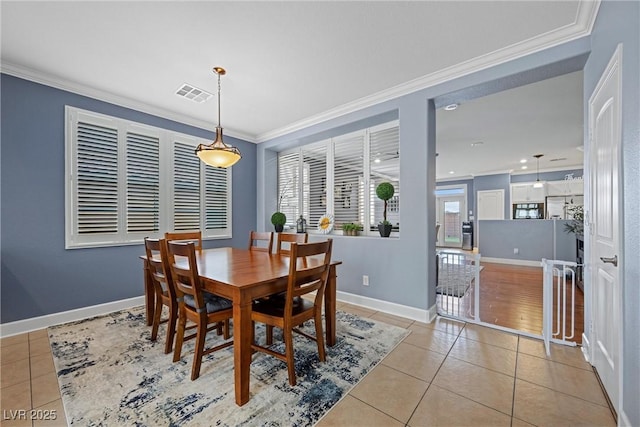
[436,186,467,248]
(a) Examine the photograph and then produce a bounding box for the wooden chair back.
[144,237,178,353]
[165,231,203,251]
[276,233,308,256]
[166,241,207,311]
[286,239,333,309]
[248,231,274,253]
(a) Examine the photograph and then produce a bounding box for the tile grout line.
[510,335,520,426]
[403,320,466,425]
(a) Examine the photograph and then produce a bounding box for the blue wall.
[1,74,257,323]
[478,219,576,262]
[257,37,591,313]
[584,1,640,424]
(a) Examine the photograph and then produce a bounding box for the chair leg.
[266,325,274,345]
[173,308,186,363]
[223,319,230,340]
[151,292,163,341]
[314,313,326,362]
[284,328,296,386]
[191,315,207,381]
[164,303,177,354]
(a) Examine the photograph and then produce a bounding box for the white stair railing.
[542,259,579,356]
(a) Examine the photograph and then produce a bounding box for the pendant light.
[195,67,241,168]
[533,154,544,188]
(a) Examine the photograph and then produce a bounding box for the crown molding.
[0,62,258,144]
[256,0,601,143]
[1,1,599,146]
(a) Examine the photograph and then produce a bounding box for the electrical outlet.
[514,248,519,254]
[362,275,369,286]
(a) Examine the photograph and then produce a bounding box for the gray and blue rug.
[48,305,408,426]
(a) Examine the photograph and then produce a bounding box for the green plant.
[564,205,584,235]
[271,211,286,226]
[375,182,395,224]
[341,222,362,236]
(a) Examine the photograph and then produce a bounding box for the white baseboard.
[3,292,434,337]
[337,291,431,323]
[581,332,592,363]
[0,296,145,338]
[620,409,631,427]
[482,257,543,267]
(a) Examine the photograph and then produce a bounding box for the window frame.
[277,120,399,237]
[65,106,232,249]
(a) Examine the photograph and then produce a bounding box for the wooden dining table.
[140,247,341,406]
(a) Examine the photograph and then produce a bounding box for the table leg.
[233,298,253,406]
[143,259,154,326]
[325,265,337,346]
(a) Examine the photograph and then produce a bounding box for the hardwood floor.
[439,262,584,343]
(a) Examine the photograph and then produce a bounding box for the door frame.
[435,184,468,247]
[586,43,624,415]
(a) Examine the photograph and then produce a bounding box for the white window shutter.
[302,141,327,229]
[173,141,201,231]
[333,132,364,228]
[278,151,300,227]
[204,165,230,234]
[126,131,160,233]
[370,124,400,229]
[75,120,119,235]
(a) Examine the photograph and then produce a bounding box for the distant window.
[65,106,232,248]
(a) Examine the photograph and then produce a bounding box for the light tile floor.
[1,302,615,426]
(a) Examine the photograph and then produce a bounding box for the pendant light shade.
[533,154,544,188]
[195,67,241,168]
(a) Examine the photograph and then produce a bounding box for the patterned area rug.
[48,306,408,426]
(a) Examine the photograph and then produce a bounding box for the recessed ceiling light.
[470,141,484,147]
[576,146,584,152]
[374,158,381,163]
[521,165,528,170]
[449,170,455,174]
[520,159,527,163]
[444,103,458,111]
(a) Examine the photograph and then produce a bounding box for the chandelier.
[195,67,241,168]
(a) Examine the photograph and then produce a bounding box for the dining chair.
[248,231,274,253]
[167,241,233,380]
[251,239,333,386]
[165,231,203,251]
[144,238,178,354]
[276,233,308,256]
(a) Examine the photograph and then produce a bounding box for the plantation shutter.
[204,166,229,232]
[173,141,201,231]
[278,151,300,227]
[75,120,119,235]
[126,131,160,233]
[370,125,400,229]
[333,132,364,228]
[301,141,327,229]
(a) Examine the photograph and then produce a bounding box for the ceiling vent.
[549,157,567,162]
[175,83,213,103]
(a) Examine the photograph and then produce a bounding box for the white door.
[588,44,622,413]
[477,190,504,220]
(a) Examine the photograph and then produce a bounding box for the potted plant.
[341,222,362,236]
[271,212,286,233]
[376,182,395,237]
[563,205,584,235]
